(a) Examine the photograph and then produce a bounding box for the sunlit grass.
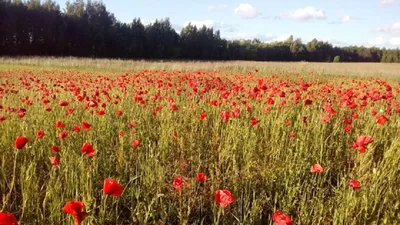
[0,60,399,224]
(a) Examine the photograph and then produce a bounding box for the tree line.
[1,0,399,62]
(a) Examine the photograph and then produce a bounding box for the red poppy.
[59,100,69,107]
[321,115,331,123]
[36,130,44,139]
[196,172,207,182]
[351,136,374,153]
[50,157,60,166]
[81,142,96,157]
[81,121,91,130]
[63,201,87,225]
[51,145,60,153]
[132,139,140,147]
[304,99,312,106]
[250,117,260,127]
[55,121,65,129]
[58,131,69,139]
[0,212,18,225]
[310,163,324,173]
[173,176,184,191]
[348,179,360,191]
[200,113,207,120]
[115,109,123,116]
[324,103,337,116]
[272,211,293,225]
[220,111,230,123]
[214,189,234,207]
[288,133,296,139]
[376,115,388,125]
[15,136,28,149]
[96,110,105,115]
[118,131,125,137]
[73,125,81,133]
[103,178,124,196]
[344,124,352,132]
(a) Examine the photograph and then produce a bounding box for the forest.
[1,0,400,62]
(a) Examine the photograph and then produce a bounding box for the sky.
[54,0,400,48]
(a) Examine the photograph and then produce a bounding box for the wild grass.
[0,59,399,224]
[1,56,400,78]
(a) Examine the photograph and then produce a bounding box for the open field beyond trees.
[0,58,400,225]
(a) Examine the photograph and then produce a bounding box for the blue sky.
[54,0,400,48]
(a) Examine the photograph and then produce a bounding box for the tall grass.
[0,63,399,225]
[1,56,400,78]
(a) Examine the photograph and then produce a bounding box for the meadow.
[0,58,400,225]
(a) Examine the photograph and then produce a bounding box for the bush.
[333,56,340,63]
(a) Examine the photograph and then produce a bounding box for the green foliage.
[333,56,341,63]
[0,0,399,62]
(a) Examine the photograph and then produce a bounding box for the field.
[0,58,400,225]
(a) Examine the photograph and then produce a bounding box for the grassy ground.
[0,58,399,224]
[1,57,400,78]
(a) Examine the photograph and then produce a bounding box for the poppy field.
[0,64,400,225]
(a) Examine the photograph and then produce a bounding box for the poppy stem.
[1,151,18,212]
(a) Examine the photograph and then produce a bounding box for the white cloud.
[234,3,261,19]
[380,0,395,6]
[368,37,386,46]
[377,22,400,36]
[367,36,400,47]
[389,37,400,45]
[284,6,326,21]
[208,4,228,12]
[341,15,351,23]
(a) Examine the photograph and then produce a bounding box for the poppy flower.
[36,130,44,139]
[304,99,312,106]
[132,139,140,147]
[200,113,207,120]
[321,115,331,123]
[115,110,123,116]
[51,145,60,153]
[344,124,352,133]
[59,100,68,107]
[81,121,91,130]
[220,111,230,123]
[96,110,105,116]
[55,121,65,129]
[324,103,337,116]
[0,212,18,225]
[50,157,60,166]
[58,131,69,139]
[103,178,124,196]
[73,125,81,133]
[214,189,234,207]
[348,179,360,191]
[288,133,296,139]
[310,163,324,173]
[351,136,374,153]
[250,117,260,127]
[173,176,184,191]
[81,142,96,157]
[63,201,87,225]
[15,136,28,149]
[196,172,207,182]
[376,115,388,125]
[272,211,293,225]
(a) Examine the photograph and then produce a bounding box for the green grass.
[0,60,399,225]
